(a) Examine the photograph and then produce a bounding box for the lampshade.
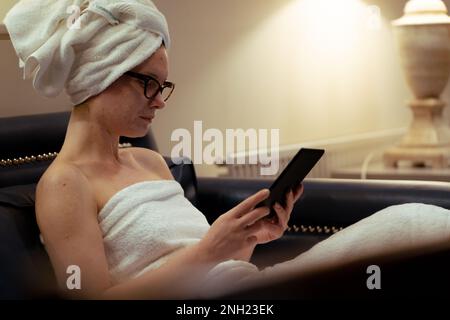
[393,0,450,25]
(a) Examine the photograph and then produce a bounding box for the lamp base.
[383,146,450,168]
[383,98,450,169]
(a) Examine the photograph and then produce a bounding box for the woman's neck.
[58,104,121,166]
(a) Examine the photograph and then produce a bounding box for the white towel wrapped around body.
[98,179,260,292]
[98,180,211,284]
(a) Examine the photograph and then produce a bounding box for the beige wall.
[0,0,72,115]
[0,40,72,116]
[1,0,450,177]
[152,0,413,175]
[0,0,16,22]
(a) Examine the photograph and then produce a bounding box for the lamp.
[383,0,450,168]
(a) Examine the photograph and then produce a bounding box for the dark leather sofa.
[1,111,450,299]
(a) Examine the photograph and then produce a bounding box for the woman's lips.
[140,116,154,122]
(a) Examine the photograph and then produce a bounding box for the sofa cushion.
[0,184,58,299]
[0,212,35,299]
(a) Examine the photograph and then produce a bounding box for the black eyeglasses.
[124,71,175,102]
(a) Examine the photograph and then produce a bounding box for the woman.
[5,0,303,299]
[5,0,450,300]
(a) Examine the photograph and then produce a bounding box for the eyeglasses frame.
[124,71,175,101]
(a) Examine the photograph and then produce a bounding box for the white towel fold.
[98,180,210,284]
[4,0,170,105]
[200,260,260,298]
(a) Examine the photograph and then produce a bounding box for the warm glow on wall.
[281,0,383,67]
[251,0,404,138]
[148,0,410,172]
[179,0,408,147]
[298,0,380,56]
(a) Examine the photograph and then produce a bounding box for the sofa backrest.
[0,111,159,188]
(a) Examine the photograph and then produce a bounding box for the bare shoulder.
[37,161,91,197]
[35,161,97,222]
[127,147,174,180]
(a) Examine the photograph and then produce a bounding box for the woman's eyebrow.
[142,71,166,83]
[145,72,159,78]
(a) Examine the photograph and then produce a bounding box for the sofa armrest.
[196,177,450,267]
[196,177,450,228]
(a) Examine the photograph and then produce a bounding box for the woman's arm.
[36,164,112,299]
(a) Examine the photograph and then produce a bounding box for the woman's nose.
[150,93,166,109]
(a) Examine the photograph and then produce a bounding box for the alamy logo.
[66,265,81,290]
[171,121,280,175]
[366,265,381,290]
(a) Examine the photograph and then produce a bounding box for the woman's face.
[90,46,169,138]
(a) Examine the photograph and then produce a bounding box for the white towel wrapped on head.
[4,0,170,105]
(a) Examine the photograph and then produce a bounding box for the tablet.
[256,148,325,218]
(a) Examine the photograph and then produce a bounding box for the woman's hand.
[198,189,272,263]
[252,184,304,244]
[198,184,304,264]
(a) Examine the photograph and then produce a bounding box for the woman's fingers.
[272,190,295,227]
[273,202,289,229]
[285,190,294,214]
[231,188,270,218]
[245,218,279,235]
[293,184,304,202]
[227,185,301,244]
[240,206,271,226]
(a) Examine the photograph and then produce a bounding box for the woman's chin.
[122,127,151,139]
